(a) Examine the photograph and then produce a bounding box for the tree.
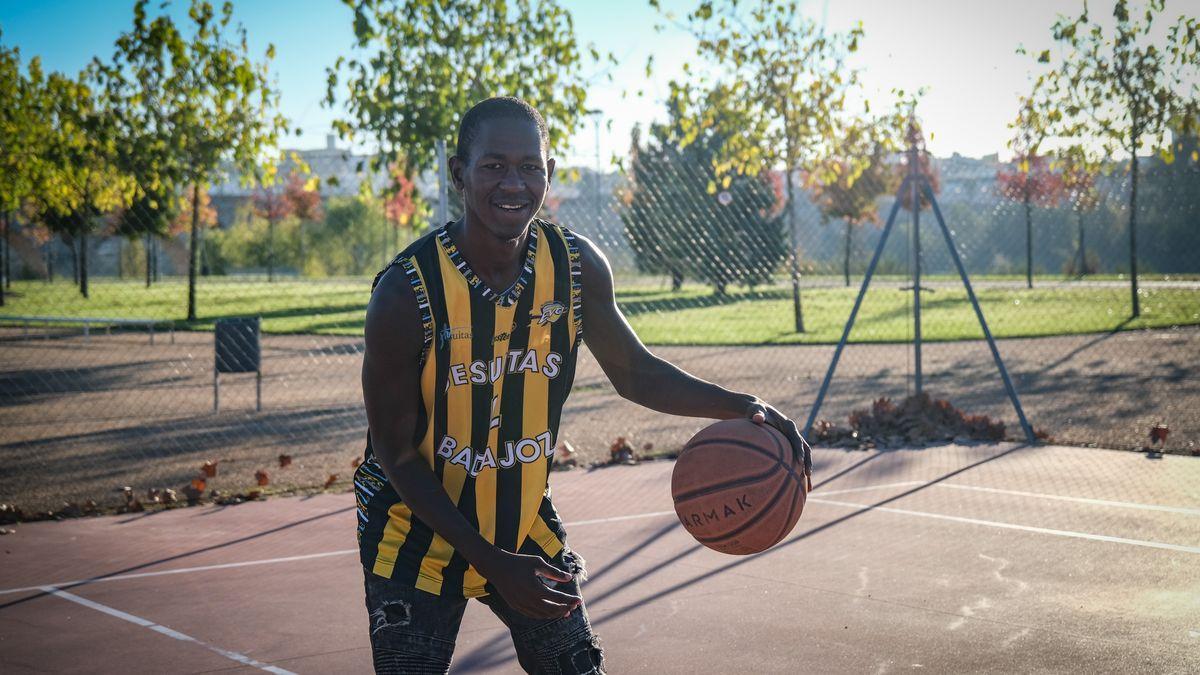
[662,0,863,331]
[621,83,787,295]
[326,0,602,178]
[806,113,903,287]
[0,36,48,305]
[253,170,322,280]
[32,70,134,299]
[100,0,288,320]
[997,95,1063,288]
[1034,0,1199,316]
[1056,144,1104,277]
[383,161,423,253]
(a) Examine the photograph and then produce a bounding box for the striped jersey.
[354,218,583,598]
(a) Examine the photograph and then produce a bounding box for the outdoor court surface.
[1,442,1197,674]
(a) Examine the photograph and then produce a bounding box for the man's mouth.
[493,201,530,212]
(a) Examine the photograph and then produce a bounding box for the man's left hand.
[747,400,813,492]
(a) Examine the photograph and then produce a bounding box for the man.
[355,96,811,674]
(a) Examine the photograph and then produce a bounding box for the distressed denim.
[364,549,604,674]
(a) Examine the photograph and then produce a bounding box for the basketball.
[671,419,807,555]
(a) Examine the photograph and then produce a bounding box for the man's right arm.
[361,265,579,618]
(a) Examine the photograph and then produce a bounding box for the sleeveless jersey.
[354,218,583,598]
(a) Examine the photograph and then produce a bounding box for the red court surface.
[2,442,1198,674]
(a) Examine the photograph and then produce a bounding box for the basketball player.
[355,97,812,674]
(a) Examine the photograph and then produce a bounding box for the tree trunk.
[187,183,200,322]
[46,242,54,282]
[670,268,684,291]
[785,162,805,333]
[1128,151,1140,318]
[153,236,159,282]
[145,234,152,288]
[267,217,275,282]
[80,230,89,299]
[0,212,6,307]
[1024,191,1033,289]
[117,237,123,279]
[1076,210,1086,278]
[843,222,852,287]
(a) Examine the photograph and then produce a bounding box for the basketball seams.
[769,478,805,549]
[685,434,805,490]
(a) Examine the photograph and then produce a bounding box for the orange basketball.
[671,419,807,555]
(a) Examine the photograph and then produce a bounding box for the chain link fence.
[2,134,1198,515]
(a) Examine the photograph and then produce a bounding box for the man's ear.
[449,154,466,191]
[546,157,556,185]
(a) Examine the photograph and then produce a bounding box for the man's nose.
[498,166,525,191]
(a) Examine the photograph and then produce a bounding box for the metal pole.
[436,139,450,226]
[922,181,1036,444]
[804,177,910,438]
[213,370,220,413]
[909,144,923,395]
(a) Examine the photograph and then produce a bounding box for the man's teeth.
[497,204,526,211]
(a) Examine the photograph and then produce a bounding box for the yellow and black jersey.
[354,218,583,598]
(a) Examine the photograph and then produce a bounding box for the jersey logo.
[532,301,566,326]
[439,325,472,347]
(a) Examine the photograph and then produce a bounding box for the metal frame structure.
[802,142,1036,444]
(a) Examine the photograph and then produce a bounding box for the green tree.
[326,0,603,177]
[99,0,288,320]
[998,93,1063,289]
[0,36,49,305]
[621,83,787,295]
[1056,143,1105,277]
[661,0,863,331]
[30,70,134,299]
[1034,0,1199,316]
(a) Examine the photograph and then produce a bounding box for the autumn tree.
[662,0,863,331]
[326,0,604,180]
[99,0,288,320]
[252,170,322,280]
[1033,0,1199,316]
[806,111,904,287]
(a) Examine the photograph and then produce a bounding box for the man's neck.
[451,215,529,291]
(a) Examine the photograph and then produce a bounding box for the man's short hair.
[456,97,549,161]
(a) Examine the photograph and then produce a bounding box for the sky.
[3,0,1198,166]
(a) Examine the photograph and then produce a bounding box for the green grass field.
[2,277,1197,344]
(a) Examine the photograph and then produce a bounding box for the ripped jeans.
[363,549,604,675]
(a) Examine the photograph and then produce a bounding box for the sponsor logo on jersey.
[532,301,566,326]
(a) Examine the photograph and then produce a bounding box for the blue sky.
[3,0,1194,164]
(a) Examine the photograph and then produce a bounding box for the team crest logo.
[532,301,566,326]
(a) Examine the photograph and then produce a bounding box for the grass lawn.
[2,276,1197,344]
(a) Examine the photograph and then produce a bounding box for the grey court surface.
[1,442,1197,674]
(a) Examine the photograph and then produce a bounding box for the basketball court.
[1,441,1197,674]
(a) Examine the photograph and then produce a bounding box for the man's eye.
[523,164,543,172]
[482,163,503,170]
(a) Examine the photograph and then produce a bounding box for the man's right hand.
[481,551,581,620]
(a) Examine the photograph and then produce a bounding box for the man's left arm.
[577,234,812,488]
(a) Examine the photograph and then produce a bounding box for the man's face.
[451,117,555,240]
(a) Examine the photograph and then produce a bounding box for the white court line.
[935,483,1200,516]
[808,497,1200,555]
[814,481,926,496]
[0,511,676,596]
[40,586,296,674]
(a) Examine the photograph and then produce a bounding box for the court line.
[0,511,677,596]
[934,483,1200,516]
[807,497,1200,555]
[41,586,297,674]
[813,481,925,496]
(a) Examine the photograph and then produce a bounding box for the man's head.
[450,97,555,240]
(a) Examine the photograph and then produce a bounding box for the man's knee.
[516,613,605,674]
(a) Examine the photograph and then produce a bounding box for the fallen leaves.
[255,470,270,486]
[324,474,339,489]
[201,460,219,478]
[278,454,293,468]
[812,393,1009,449]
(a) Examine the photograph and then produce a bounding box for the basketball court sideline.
[1,442,1197,674]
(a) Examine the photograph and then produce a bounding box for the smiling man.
[355,97,811,674]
